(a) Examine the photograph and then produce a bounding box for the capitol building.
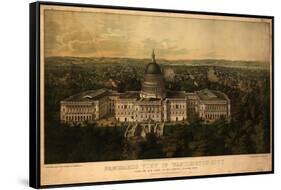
[60,51,231,125]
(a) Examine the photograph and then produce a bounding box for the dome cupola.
[145,50,162,74]
[140,50,166,99]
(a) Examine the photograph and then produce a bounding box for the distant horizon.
[45,55,269,63]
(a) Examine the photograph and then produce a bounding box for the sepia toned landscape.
[44,56,270,163]
[43,8,271,164]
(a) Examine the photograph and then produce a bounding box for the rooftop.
[145,62,162,74]
[118,91,140,99]
[139,98,162,102]
[196,89,227,101]
[145,50,162,74]
[166,91,187,99]
[63,89,108,101]
[61,88,228,103]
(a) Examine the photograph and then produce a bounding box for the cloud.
[142,38,187,58]
[61,30,93,44]
[45,11,134,57]
[45,29,97,56]
[69,40,97,54]
[44,9,270,61]
[100,27,126,40]
[200,51,218,58]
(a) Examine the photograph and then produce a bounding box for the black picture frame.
[30,1,274,188]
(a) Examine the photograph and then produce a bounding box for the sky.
[44,9,271,61]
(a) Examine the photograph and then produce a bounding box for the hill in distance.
[45,56,269,70]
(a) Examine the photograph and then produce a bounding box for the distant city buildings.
[60,50,231,125]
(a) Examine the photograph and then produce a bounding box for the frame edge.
[31,1,274,188]
[29,1,41,189]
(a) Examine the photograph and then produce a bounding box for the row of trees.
[121,117,269,160]
[45,122,126,163]
[44,58,270,163]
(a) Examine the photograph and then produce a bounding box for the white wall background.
[0,0,279,189]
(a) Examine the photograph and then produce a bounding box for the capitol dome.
[140,50,166,99]
[145,62,161,74]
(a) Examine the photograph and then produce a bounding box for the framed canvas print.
[29,1,274,188]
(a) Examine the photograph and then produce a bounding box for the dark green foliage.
[138,133,164,159]
[44,57,271,163]
[45,122,126,163]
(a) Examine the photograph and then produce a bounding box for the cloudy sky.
[44,9,271,61]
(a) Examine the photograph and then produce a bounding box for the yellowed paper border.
[39,4,273,186]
